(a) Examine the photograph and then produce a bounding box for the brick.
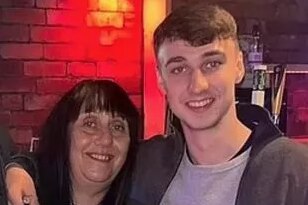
[0,111,11,126]
[24,61,66,77]
[47,10,85,26]
[99,30,118,45]
[97,29,134,46]
[124,13,135,20]
[86,45,110,61]
[129,95,142,109]
[97,61,140,78]
[118,0,135,12]
[24,94,60,110]
[0,0,10,6]
[78,27,102,45]
[88,0,116,11]
[1,94,23,110]
[57,0,87,9]
[124,20,136,29]
[88,0,135,12]
[67,62,96,77]
[36,0,57,8]
[0,8,46,24]
[9,128,33,145]
[124,12,141,29]
[31,26,75,43]
[37,78,76,94]
[0,25,30,42]
[0,78,36,93]
[117,77,141,94]
[0,44,43,59]
[113,38,142,61]
[86,12,124,28]
[11,111,49,126]
[11,0,35,7]
[0,60,23,77]
[87,39,141,62]
[44,44,85,61]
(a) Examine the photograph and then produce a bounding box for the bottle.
[248,24,263,70]
[251,64,267,107]
[249,24,266,107]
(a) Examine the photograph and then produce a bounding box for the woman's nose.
[94,130,113,146]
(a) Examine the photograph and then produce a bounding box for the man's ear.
[156,66,167,95]
[235,51,245,84]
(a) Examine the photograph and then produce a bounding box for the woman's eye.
[83,120,97,129]
[170,66,187,74]
[110,122,126,134]
[112,124,125,131]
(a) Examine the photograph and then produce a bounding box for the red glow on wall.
[0,0,142,149]
[85,0,135,45]
[143,0,167,138]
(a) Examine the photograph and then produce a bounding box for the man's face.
[157,39,244,131]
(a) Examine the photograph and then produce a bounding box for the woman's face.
[69,111,130,189]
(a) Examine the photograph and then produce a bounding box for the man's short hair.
[153,2,238,57]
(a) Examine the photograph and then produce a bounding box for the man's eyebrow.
[201,50,225,58]
[165,56,186,67]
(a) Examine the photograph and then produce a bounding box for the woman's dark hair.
[36,79,140,205]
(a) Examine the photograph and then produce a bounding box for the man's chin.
[182,118,220,131]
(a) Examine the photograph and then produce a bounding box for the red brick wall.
[0,0,143,150]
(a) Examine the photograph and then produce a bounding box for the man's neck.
[183,111,251,165]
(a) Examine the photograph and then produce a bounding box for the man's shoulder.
[256,137,308,172]
[266,137,308,159]
[133,133,183,172]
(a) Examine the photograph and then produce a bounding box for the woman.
[7,79,140,205]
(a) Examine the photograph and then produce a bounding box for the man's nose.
[188,69,209,94]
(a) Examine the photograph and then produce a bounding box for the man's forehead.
[157,39,228,61]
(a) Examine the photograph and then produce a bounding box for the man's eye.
[170,66,187,74]
[205,61,222,70]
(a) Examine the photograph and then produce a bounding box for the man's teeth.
[89,153,112,162]
[188,98,213,107]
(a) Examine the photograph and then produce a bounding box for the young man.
[6,3,308,205]
[126,3,308,205]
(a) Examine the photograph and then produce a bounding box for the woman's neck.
[72,182,108,205]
